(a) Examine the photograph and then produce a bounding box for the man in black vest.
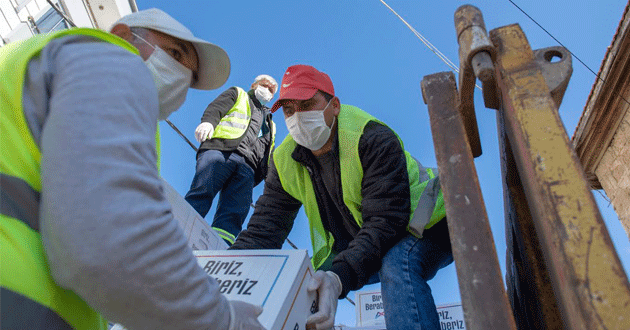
[186,75,277,245]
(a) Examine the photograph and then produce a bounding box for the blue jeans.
[377,219,453,329]
[185,150,254,245]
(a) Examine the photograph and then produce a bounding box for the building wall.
[595,108,630,239]
[1,0,135,47]
[0,0,55,45]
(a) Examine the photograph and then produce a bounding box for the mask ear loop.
[131,32,156,50]
[322,98,335,129]
[328,113,336,130]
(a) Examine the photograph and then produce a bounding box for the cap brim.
[270,87,318,112]
[113,10,231,91]
[186,37,230,90]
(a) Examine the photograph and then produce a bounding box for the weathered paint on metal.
[491,23,630,330]
[453,4,494,157]
[421,71,517,330]
[532,46,572,108]
[499,110,564,329]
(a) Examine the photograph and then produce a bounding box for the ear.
[110,24,133,42]
[251,82,257,90]
[332,96,341,116]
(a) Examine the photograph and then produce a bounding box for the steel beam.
[421,71,517,330]
[499,110,564,329]
[490,24,630,330]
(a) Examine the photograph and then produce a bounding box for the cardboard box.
[194,249,317,330]
[355,288,466,330]
[161,178,228,251]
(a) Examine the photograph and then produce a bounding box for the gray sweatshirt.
[24,34,230,330]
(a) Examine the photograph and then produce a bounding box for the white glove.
[228,300,266,330]
[306,271,342,330]
[194,122,214,143]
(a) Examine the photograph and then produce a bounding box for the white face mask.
[133,33,192,121]
[285,99,334,151]
[254,85,274,104]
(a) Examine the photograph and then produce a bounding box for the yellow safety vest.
[0,28,146,329]
[212,87,252,139]
[273,105,445,270]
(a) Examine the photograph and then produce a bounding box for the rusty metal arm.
[453,5,500,157]
[499,110,564,329]
[421,72,517,330]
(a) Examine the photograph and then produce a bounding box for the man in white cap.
[0,8,265,330]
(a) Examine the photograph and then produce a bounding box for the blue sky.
[137,0,630,327]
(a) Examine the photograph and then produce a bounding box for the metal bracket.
[454,5,498,157]
[533,46,572,108]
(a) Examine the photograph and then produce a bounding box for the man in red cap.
[231,64,453,329]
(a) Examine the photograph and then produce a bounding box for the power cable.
[165,119,198,152]
[507,0,630,109]
[378,0,481,90]
[507,0,596,77]
[379,0,459,73]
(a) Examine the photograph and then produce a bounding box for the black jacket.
[230,121,413,298]
[198,87,274,185]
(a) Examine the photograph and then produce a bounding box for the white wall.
[1,0,136,46]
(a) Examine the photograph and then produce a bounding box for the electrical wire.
[378,0,460,73]
[507,0,597,77]
[378,0,481,90]
[507,0,630,109]
[165,119,198,152]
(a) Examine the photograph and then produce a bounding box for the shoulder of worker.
[22,33,155,145]
[42,33,147,71]
[210,86,241,105]
[36,34,154,98]
[358,120,400,150]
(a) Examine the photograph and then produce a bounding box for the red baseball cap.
[270,65,335,113]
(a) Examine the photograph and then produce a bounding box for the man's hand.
[306,271,342,330]
[194,122,214,143]
[228,300,266,330]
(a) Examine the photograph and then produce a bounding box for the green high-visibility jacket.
[0,28,144,329]
[273,105,445,270]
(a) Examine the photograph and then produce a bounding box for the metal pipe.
[422,71,517,330]
[46,0,75,27]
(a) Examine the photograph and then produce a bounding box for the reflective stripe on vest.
[274,105,445,270]
[1,172,39,231]
[0,28,140,330]
[408,159,445,237]
[1,287,73,330]
[268,119,276,164]
[213,87,251,139]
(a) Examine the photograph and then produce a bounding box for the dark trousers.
[185,150,254,245]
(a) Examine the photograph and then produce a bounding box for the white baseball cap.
[113,8,230,90]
